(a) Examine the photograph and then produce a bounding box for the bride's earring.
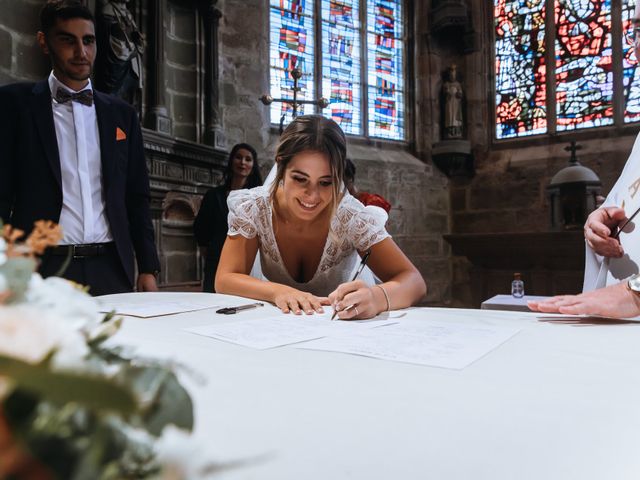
[278,179,284,188]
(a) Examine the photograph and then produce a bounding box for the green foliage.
[0,355,137,414]
[117,366,194,436]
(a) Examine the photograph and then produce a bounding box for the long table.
[105,292,640,480]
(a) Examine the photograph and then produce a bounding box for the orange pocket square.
[116,127,127,141]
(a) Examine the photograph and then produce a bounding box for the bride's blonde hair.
[269,115,347,218]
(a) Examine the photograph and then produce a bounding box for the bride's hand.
[273,287,330,315]
[328,280,383,320]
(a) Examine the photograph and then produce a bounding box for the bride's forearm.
[378,270,427,311]
[215,272,292,304]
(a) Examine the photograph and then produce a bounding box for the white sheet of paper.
[99,301,218,318]
[184,312,399,349]
[296,319,522,369]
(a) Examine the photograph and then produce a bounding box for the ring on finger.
[354,306,359,316]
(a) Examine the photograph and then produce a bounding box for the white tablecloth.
[104,292,640,480]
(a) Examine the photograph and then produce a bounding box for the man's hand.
[136,273,158,292]
[528,281,640,319]
[584,206,627,258]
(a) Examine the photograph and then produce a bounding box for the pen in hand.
[331,249,371,321]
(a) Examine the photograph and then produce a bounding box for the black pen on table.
[216,302,264,315]
[330,249,371,321]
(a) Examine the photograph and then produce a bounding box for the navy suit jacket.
[0,80,160,286]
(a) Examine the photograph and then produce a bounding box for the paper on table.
[296,319,522,369]
[99,301,219,318]
[184,312,400,349]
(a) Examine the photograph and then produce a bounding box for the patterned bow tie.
[54,87,94,106]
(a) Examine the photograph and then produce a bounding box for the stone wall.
[165,1,200,142]
[0,0,49,83]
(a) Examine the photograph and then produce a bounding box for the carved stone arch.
[162,192,199,225]
[160,191,200,287]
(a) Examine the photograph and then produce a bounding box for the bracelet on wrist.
[375,284,391,312]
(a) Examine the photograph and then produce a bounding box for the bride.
[215,115,426,319]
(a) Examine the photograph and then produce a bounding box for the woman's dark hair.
[223,143,262,190]
[344,158,356,185]
[344,158,357,196]
[40,0,95,35]
[270,115,347,214]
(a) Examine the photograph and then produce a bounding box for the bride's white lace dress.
[227,186,390,296]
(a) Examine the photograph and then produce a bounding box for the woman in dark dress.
[194,143,262,292]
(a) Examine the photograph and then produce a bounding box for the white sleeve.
[339,195,391,252]
[583,132,640,291]
[227,188,261,239]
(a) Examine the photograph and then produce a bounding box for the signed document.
[184,312,399,349]
[296,319,522,369]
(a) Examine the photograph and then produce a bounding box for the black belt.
[49,242,115,258]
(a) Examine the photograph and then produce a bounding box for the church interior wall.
[4,0,634,307]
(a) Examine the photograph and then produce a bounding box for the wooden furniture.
[445,231,585,307]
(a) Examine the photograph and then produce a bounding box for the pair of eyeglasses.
[624,25,640,46]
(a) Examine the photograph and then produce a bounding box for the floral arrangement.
[0,222,197,479]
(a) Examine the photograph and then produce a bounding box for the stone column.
[201,0,222,146]
[145,0,171,134]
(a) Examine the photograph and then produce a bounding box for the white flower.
[0,305,88,367]
[25,274,103,332]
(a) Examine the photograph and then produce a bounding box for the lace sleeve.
[227,188,268,239]
[337,195,391,252]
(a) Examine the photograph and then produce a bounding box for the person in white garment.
[528,2,640,318]
[215,115,426,319]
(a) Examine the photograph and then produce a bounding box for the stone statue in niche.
[442,64,463,139]
[95,0,144,106]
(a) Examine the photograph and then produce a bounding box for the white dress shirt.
[48,72,112,244]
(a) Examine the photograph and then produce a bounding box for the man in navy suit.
[0,0,160,295]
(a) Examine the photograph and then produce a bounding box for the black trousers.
[39,244,132,296]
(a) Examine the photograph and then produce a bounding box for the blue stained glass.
[366,0,404,140]
[321,0,361,135]
[269,0,405,139]
[269,0,316,125]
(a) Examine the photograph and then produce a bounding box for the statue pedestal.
[432,139,473,178]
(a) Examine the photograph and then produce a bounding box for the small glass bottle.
[511,273,525,298]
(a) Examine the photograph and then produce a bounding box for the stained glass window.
[270,0,316,127]
[495,0,547,139]
[321,0,362,135]
[623,1,640,123]
[495,0,640,139]
[270,0,405,140]
[555,0,613,131]
[367,0,405,139]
